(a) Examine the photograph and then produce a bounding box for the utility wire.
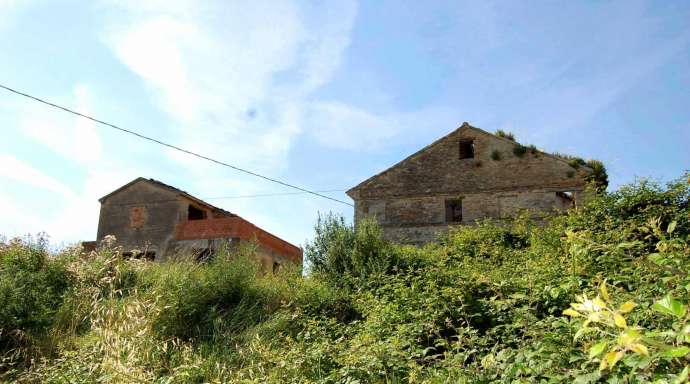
[205,189,346,200]
[0,83,353,207]
[102,189,348,207]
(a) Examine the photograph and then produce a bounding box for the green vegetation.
[495,129,515,141]
[513,143,528,157]
[1,175,688,383]
[491,149,502,161]
[586,159,609,190]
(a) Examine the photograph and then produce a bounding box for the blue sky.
[1,0,688,247]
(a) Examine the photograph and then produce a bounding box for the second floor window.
[459,139,474,159]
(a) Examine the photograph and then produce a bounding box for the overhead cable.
[0,83,353,206]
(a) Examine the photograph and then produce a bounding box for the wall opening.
[556,191,575,208]
[273,261,280,274]
[195,248,213,262]
[445,199,463,223]
[459,139,475,159]
[188,205,207,220]
[122,251,155,261]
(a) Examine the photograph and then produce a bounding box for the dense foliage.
[0,175,687,383]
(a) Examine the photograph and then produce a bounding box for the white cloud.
[305,101,461,151]
[0,0,28,29]
[102,0,358,175]
[0,153,74,197]
[22,84,102,164]
[306,101,395,150]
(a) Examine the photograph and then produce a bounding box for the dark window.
[122,251,155,261]
[195,248,212,262]
[459,140,474,159]
[273,261,280,274]
[445,199,463,223]
[556,191,576,208]
[188,205,207,220]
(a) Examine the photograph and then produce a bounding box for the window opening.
[121,251,155,261]
[556,191,576,208]
[188,205,207,220]
[273,261,280,274]
[459,140,475,159]
[195,248,213,262]
[445,199,463,223]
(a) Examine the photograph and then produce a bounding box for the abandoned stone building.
[93,178,302,270]
[347,122,595,244]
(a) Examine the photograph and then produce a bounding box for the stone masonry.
[95,178,302,269]
[346,123,593,244]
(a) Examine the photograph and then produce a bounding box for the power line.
[205,189,346,200]
[102,189,348,207]
[0,83,353,207]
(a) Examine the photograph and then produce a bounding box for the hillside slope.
[1,174,688,383]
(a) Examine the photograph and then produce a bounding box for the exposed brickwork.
[95,177,302,266]
[347,123,591,244]
[174,217,302,263]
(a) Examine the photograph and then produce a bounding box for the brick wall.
[174,217,302,263]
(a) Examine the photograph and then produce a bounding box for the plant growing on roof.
[495,129,515,141]
[585,159,609,190]
[513,144,527,158]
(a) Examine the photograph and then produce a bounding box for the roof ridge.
[99,177,236,217]
[346,122,473,196]
[346,122,594,196]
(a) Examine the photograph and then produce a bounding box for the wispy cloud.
[102,0,358,173]
[22,84,102,164]
[0,153,74,197]
[0,0,29,29]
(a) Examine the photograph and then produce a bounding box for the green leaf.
[667,221,677,234]
[673,366,689,384]
[661,346,690,358]
[652,295,687,318]
[618,301,636,313]
[613,313,627,328]
[647,253,665,264]
[588,341,608,359]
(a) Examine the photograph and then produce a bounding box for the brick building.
[94,178,301,269]
[347,123,594,244]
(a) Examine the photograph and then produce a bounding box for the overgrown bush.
[305,213,395,281]
[495,129,516,141]
[1,173,687,382]
[0,235,73,366]
[513,143,528,157]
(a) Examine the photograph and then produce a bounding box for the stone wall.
[348,124,591,244]
[97,181,186,260]
[355,188,580,244]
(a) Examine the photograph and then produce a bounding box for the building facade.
[346,123,593,244]
[94,178,301,269]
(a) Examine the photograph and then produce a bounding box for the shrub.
[305,213,394,281]
[513,144,527,157]
[568,157,586,169]
[491,149,501,160]
[495,129,515,141]
[0,237,73,357]
[4,173,688,383]
[585,158,609,190]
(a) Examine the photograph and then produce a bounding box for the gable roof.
[347,122,592,197]
[99,177,235,217]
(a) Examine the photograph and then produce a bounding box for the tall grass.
[1,173,688,382]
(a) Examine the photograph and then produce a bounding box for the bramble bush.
[0,173,687,382]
